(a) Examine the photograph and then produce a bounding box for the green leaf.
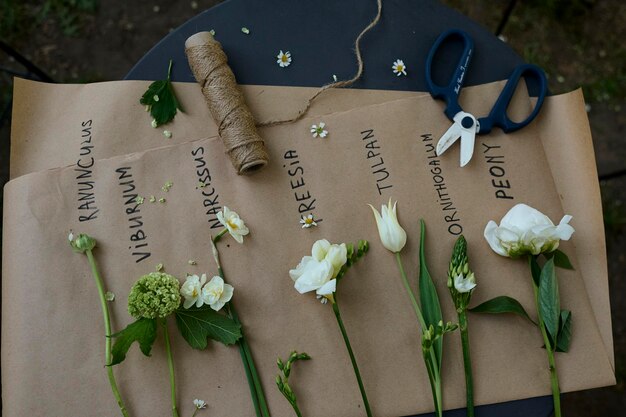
[556,309,573,353]
[538,258,560,344]
[139,60,183,127]
[469,296,537,325]
[110,318,157,366]
[418,219,443,370]
[175,306,242,349]
[549,249,575,270]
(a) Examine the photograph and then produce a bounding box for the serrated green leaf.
[550,249,575,270]
[469,296,537,325]
[539,259,560,345]
[556,309,572,352]
[418,219,443,370]
[110,318,157,366]
[139,60,183,127]
[175,306,242,349]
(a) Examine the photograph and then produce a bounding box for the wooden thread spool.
[185,32,269,175]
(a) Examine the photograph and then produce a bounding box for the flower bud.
[369,199,407,253]
[69,232,97,253]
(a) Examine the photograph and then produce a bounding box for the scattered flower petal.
[153,94,160,102]
[163,130,172,139]
[332,74,338,82]
[310,122,328,138]
[151,119,158,128]
[105,291,116,302]
[135,196,145,204]
[149,195,156,203]
[209,29,215,36]
[241,27,250,34]
[300,214,318,228]
[392,59,407,76]
[158,197,166,203]
[277,50,292,67]
[194,399,207,409]
[162,181,174,192]
[156,263,164,272]
[188,260,197,265]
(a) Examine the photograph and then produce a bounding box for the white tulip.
[369,199,407,253]
[454,272,476,293]
[181,274,207,309]
[484,203,574,257]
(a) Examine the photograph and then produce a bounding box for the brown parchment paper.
[2,92,615,416]
[9,78,615,368]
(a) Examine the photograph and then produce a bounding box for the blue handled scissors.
[425,29,548,167]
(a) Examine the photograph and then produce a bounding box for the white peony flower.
[453,272,476,293]
[202,276,234,311]
[217,206,250,244]
[484,203,574,257]
[181,274,207,309]
[369,199,407,253]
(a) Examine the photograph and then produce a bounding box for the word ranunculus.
[484,203,574,257]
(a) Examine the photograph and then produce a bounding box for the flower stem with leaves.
[446,236,476,417]
[70,234,130,417]
[276,351,311,417]
[211,234,270,417]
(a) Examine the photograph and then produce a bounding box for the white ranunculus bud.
[369,199,407,253]
[484,203,574,258]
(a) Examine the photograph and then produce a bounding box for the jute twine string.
[186,33,269,175]
[184,0,382,174]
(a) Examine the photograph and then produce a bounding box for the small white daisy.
[392,59,407,76]
[277,50,292,67]
[310,122,328,138]
[300,214,318,228]
[193,399,207,409]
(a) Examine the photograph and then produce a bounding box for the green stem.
[212,229,228,243]
[216,263,270,417]
[167,59,173,80]
[162,318,180,417]
[86,250,130,417]
[531,277,561,417]
[458,311,474,417]
[332,300,373,417]
[395,253,427,330]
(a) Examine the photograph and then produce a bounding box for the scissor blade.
[459,127,476,167]
[436,123,461,156]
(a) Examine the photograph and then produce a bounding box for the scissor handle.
[477,64,548,134]
[425,29,475,120]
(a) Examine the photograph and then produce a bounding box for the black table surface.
[126,0,552,416]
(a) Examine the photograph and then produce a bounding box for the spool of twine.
[185,32,269,175]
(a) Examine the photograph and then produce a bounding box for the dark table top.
[126,1,552,416]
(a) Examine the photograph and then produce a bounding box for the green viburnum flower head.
[128,272,181,319]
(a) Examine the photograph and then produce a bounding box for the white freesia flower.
[454,272,476,293]
[217,206,250,244]
[484,203,574,257]
[193,398,207,409]
[181,274,207,309]
[289,255,335,296]
[369,199,407,253]
[201,276,234,311]
[311,239,347,278]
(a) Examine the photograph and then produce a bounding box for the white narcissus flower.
[202,276,234,311]
[454,272,476,293]
[181,274,207,309]
[369,199,407,253]
[217,206,250,244]
[484,203,574,257]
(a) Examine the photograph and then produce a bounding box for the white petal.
[316,278,336,296]
[484,221,508,257]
